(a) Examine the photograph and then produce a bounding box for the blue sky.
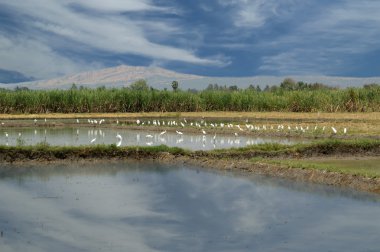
[0,0,380,82]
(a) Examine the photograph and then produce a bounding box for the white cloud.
[0,35,102,79]
[0,0,222,79]
[257,0,380,75]
[218,0,301,28]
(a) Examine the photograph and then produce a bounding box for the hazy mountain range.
[1,65,380,90]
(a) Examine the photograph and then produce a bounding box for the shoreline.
[2,153,379,195]
[1,111,380,120]
[1,142,379,194]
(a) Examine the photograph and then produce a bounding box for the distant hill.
[0,65,203,90]
[1,65,380,90]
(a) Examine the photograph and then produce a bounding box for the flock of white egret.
[0,117,348,148]
[134,118,348,135]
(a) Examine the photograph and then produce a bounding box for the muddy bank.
[1,144,379,194]
[171,156,380,195]
[1,138,379,163]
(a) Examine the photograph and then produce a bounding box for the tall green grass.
[0,86,379,113]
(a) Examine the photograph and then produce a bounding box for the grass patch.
[0,144,190,161]
[209,138,380,157]
[0,138,379,164]
[260,158,380,178]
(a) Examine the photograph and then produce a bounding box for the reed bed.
[0,86,379,113]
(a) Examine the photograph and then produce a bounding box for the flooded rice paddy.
[0,161,379,252]
[0,126,305,150]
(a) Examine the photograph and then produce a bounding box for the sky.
[1,0,380,82]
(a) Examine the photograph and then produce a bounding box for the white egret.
[116,133,122,147]
[76,119,79,123]
[180,122,185,127]
[146,134,153,138]
[343,128,347,134]
[202,129,207,135]
[234,132,238,137]
[136,119,140,125]
[331,127,337,134]
[90,137,96,143]
[146,142,153,146]
[34,119,37,124]
[159,130,167,136]
[176,130,183,135]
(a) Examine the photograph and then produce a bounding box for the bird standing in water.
[116,133,122,147]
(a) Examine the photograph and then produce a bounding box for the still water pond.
[0,127,305,150]
[0,161,379,252]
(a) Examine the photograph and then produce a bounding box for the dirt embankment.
[1,148,379,195]
[154,154,380,194]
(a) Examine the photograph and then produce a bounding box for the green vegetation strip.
[259,159,380,178]
[0,144,189,161]
[208,138,380,158]
[1,83,379,113]
[1,138,379,166]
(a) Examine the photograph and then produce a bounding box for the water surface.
[0,127,305,150]
[0,161,379,252]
